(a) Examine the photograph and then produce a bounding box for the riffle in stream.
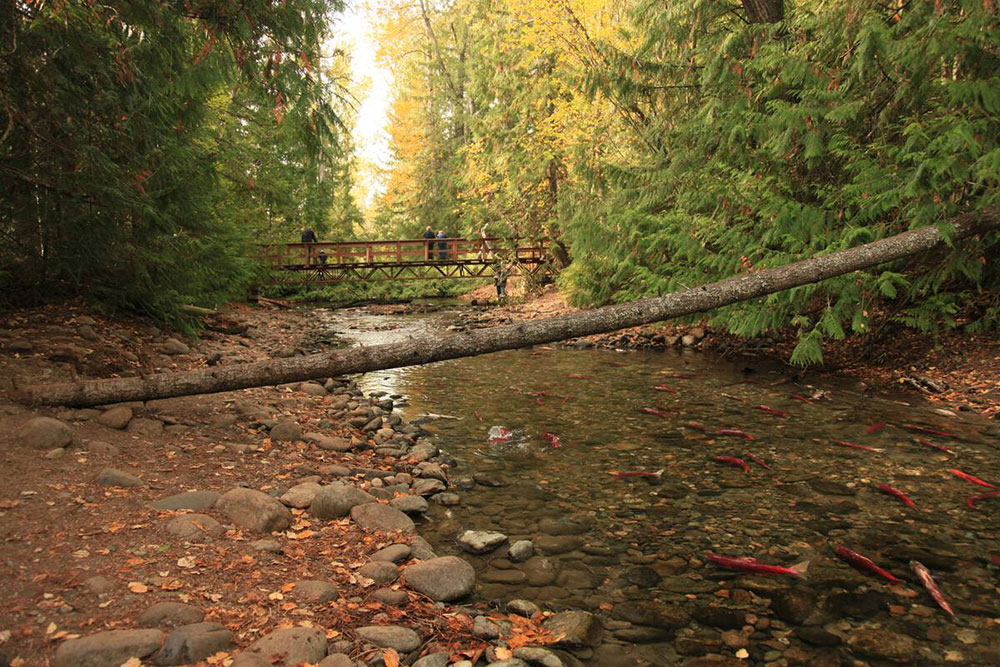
[319,304,1000,666]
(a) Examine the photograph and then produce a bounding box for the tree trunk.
[743,0,784,23]
[16,214,993,407]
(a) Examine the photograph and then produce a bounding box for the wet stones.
[534,535,585,555]
[543,611,603,648]
[412,478,447,496]
[53,629,164,667]
[403,556,475,601]
[770,588,816,625]
[623,565,660,588]
[216,488,293,533]
[350,503,414,533]
[795,627,842,647]
[152,490,219,511]
[614,601,691,630]
[847,628,916,663]
[244,627,327,665]
[17,416,73,450]
[509,539,534,562]
[824,590,891,618]
[355,625,421,652]
[522,556,559,586]
[458,530,508,554]
[309,483,375,520]
[807,479,856,496]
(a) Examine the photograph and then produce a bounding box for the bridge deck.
[262,237,550,285]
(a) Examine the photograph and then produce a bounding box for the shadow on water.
[318,305,1000,666]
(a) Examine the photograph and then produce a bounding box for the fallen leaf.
[383,648,400,667]
[128,582,148,594]
[494,646,512,660]
[268,591,284,601]
[177,556,197,568]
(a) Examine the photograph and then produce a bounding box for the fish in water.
[662,373,694,379]
[716,428,755,440]
[541,432,562,448]
[610,469,664,480]
[904,424,956,438]
[949,468,998,489]
[713,456,749,473]
[965,492,998,510]
[878,484,916,508]
[834,546,899,584]
[789,393,813,403]
[755,405,787,417]
[566,373,589,379]
[686,422,711,432]
[866,422,886,434]
[488,426,512,443]
[744,452,771,469]
[705,553,805,578]
[653,385,677,393]
[917,438,954,455]
[832,439,884,453]
[640,407,672,419]
[910,560,955,616]
[473,411,483,422]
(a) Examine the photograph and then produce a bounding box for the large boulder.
[280,482,323,509]
[402,556,475,601]
[155,622,233,666]
[355,626,421,652]
[270,420,302,442]
[152,491,219,512]
[310,483,376,519]
[216,488,292,533]
[53,629,164,667]
[17,417,72,450]
[244,627,327,666]
[165,513,226,540]
[350,503,415,533]
[136,602,205,628]
[97,406,133,430]
[543,611,603,648]
[458,530,508,555]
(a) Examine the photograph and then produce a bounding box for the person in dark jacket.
[422,226,436,260]
[436,230,448,260]
[301,228,317,265]
[493,260,509,300]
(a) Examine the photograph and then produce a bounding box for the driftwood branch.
[17,214,993,407]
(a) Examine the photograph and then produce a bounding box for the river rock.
[152,491,219,511]
[825,590,890,618]
[96,468,144,487]
[615,627,672,643]
[513,647,572,667]
[538,517,591,535]
[796,627,842,647]
[390,494,429,514]
[691,605,746,630]
[137,602,205,628]
[127,417,164,437]
[847,628,915,663]
[624,565,660,588]
[82,575,116,595]
[290,580,338,603]
[410,535,438,560]
[543,611,603,647]
[244,627,328,665]
[360,561,399,584]
[473,616,500,639]
[403,556,475,601]
[675,636,723,656]
[97,406,133,429]
[509,540,534,562]
[161,338,190,355]
[508,599,541,617]
[17,417,73,450]
[313,435,352,451]
[280,482,322,508]
[355,625,421,652]
[488,661,529,667]
[270,419,302,442]
[523,556,559,586]
[351,503,415,533]
[412,478,447,496]
[311,483,376,519]
[166,513,225,540]
[771,587,816,624]
[53,629,164,667]
[614,601,690,629]
[216,488,292,533]
[319,655,354,667]
[458,530,508,554]
[155,622,233,665]
[372,588,409,605]
[413,653,450,667]
[534,535,584,555]
[808,479,856,496]
[372,544,411,562]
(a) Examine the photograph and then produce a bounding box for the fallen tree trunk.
[18,214,992,407]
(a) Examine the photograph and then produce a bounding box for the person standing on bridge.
[436,229,448,261]
[494,260,509,301]
[422,225,435,261]
[300,227,317,265]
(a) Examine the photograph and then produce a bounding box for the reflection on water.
[320,306,1000,665]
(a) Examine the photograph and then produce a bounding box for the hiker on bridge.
[422,226,435,260]
[436,230,448,260]
[301,227,317,265]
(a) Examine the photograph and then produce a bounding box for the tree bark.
[743,0,784,23]
[17,214,993,407]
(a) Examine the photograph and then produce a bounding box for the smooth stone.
[270,420,302,442]
[847,628,915,663]
[537,517,591,535]
[390,494,429,514]
[292,580,339,603]
[614,601,690,629]
[660,576,718,594]
[318,654,354,667]
[796,627,842,647]
[251,539,282,553]
[624,565,660,587]
[458,530,508,554]
[509,540,534,562]
[413,653,450,667]
[311,483,376,519]
[473,616,500,639]
[136,602,205,628]
[155,622,233,665]
[97,406,133,429]
[522,556,559,586]
[487,661,528,667]
[161,338,190,355]
[280,482,322,509]
[85,440,120,456]
[533,535,585,555]
[53,629,164,667]
[96,468,144,487]
[771,587,816,624]
[244,627,328,665]
[372,544,411,562]
[690,605,745,630]
[481,568,528,585]
[543,611,603,647]
[508,599,541,617]
[412,478,447,496]
[808,479,856,496]
[403,556,475,601]
[82,576,115,595]
[359,561,399,584]
[371,588,409,605]
[614,627,672,643]
[152,491,219,511]
[165,513,225,539]
[17,416,73,450]
[216,487,293,533]
[350,503,415,533]
[127,417,164,437]
[824,590,890,618]
[513,647,571,667]
[354,625,420,652]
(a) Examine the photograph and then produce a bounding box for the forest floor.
[461,281,1000,420]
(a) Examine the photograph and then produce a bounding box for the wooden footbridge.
[261,237,551,285]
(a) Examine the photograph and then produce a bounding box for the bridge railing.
[262,237,549,269]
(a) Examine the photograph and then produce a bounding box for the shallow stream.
[319,304,1000,665]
